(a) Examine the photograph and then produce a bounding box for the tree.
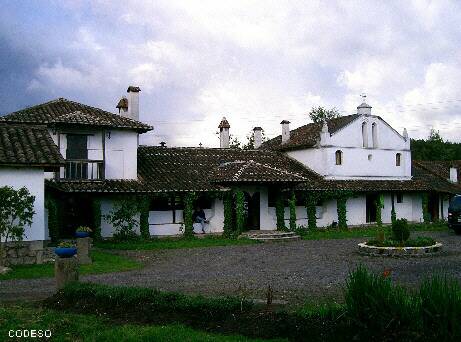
[229,130,267,150]
[104,198,139,239]
[411,129,461,161]
[0,186,35,266]
[309,106,341,123]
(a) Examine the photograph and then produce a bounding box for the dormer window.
[372,123,378,148]
[362,122,368,148]
[335,150,343,165]
[396,153,401,166]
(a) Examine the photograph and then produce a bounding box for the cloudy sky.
[1,0,461,146]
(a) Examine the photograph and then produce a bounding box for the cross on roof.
[360,93,367,102]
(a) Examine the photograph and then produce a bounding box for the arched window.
[372,123,378,148]
[396,153,401,166]
[335,150,343,165]
[362,122,368,148]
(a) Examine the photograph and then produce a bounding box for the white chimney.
[218,117,230,148]
[281,120,290,144]
[450,167,458,183]
[403,128,408,141]
[320,121,330,146]
[253,127,263,149]
[357,94,372,115]
[127,86,140,121]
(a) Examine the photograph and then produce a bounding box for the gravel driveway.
[2,231,461,305]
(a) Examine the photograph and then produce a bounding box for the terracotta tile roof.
[46,179,148,193]
[212,160,308,183]
[262,114,360,151]
[1,98,152,132]
[0,124,64,169]
[412,160,461,194]
[296,178,430,192]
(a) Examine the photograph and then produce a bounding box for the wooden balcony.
[58,159,104,180]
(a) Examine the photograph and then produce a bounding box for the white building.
[1,88,459,245]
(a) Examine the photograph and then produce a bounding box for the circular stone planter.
[358,242,443,257]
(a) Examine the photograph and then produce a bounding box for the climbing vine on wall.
[235,189,245,234]
[45,196,59,243]
[184,192,196,238]
[289,191,297,230]
[337,196,348,229]
[375,193,384,227]
[138,196,151,239]
[92,198,102,240]
[305,192,320,230]
[422,193,430,223]
[275,190,286,231]
[223,192,234,237]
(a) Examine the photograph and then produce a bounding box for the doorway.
[247,192,260,230]
[366,193,378,223]
[428,193,440,222]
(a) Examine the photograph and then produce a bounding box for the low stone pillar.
[55,257,79,290]
[77,237,92,265]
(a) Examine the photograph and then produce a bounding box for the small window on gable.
[335,150,343,165]
[372,123,378,148]
[396,153,402,166]
[362,122,368,148]
[396,193,403,203]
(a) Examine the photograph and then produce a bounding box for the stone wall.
[2,241,54,266]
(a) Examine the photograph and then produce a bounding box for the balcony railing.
[59,159,104,180]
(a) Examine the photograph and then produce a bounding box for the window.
[149,197,172,211]
[396,153,401,166]
[396,193,403,203]
[196,195,213,209]
[362,122,368,148]
[335,150,343,165]
[372,123,378,148]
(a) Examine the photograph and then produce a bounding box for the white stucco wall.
[105,130,138,179]
[287,115,411,180]
[0,167,46,241]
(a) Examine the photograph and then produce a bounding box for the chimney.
[218,117,230,148]
[450,167,458,183]
[253,127,263,149]
[281,120,290,144]
[127,86,141,121]
[320,121,330,146]
[402,128,408,141]
[116,96,128,115]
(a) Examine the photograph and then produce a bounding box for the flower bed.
[358,241,443,257]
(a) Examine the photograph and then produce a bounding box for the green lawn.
[0,304,276,342]
[0,250,141,281]
[298,222,448,240]
[95,235,259,251]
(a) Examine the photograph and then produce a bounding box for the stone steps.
[241,230,301,242]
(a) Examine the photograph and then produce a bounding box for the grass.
[95,235,259,251]
[0,304,274,342]
[0,250,141,280]
[298,222,447,240]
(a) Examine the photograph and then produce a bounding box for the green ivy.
[375,194,384,227]
[91,198,102,241]
[45,196,59,243]
[305,192,319,230]
[223,192,234,238]
[235,189,245,234]
[337,196,348,229]
[184,192,196,238]
[138,196,151,239]
[422,193,430,223]
[289,191,297,230]
[275,190,286,231]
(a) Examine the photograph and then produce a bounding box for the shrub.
[392,218,410,242]
[420,275,461,340]
[366,236,436,247]
[76,226,92,233]
[345,266,418,340]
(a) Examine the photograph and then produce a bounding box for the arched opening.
[362,122,368,148]
[396,153,401,166]
[335,150,343,165]
[372,123,378,148]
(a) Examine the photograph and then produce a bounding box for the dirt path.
[2,231,460,305]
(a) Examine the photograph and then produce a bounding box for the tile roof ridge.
[233,160,253,181]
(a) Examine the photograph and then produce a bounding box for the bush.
[392,218,410,242]
[420,275,461,340]
[345,266,418,340]
[366,236,436,247]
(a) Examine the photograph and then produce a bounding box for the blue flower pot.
[55,247,77,258]
[75,231,90,238]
